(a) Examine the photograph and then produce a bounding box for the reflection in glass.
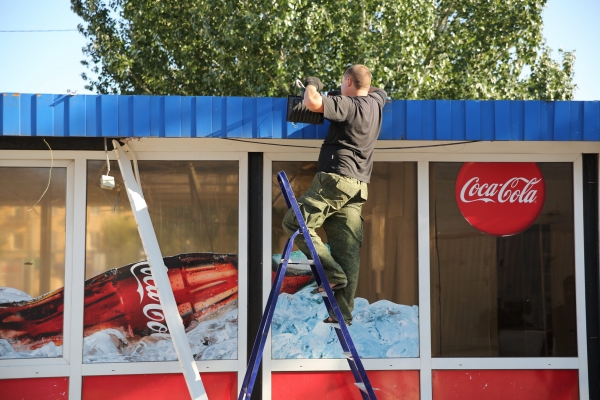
[84,160,239,363]
[271,162,419,359]
[430,163,576,357]
[86,160,239,277]
[0,167,67,359]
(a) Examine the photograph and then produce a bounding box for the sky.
[0,0,598,100]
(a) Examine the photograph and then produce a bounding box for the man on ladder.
[240,66,386,399]
[282,64,387,326]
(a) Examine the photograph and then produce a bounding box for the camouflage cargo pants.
[282,171,367,323]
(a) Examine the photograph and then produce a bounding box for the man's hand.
[304,83,324,113]
[304,77,323,92]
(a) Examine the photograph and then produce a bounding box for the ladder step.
[331,323,341,329]
[354,382,367,393]
[354,383,379,393]
[280,259,315,265]
[343,351,353,360]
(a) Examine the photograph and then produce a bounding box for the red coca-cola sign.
[455,162,546,236]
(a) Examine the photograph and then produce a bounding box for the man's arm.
[368,87,388,108]
[304,85,325,113]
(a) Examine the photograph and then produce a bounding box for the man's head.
[341,65,372,96]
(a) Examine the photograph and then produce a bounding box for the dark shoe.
[323,317,352,326]
[310,282,347,294]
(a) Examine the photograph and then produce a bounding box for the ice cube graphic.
[271,285,419,359]
[0,287,32,303]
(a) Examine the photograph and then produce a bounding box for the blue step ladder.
[238,171,378,400]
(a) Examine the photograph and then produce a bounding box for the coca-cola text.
[455,162,546,237]
[459,177,542,204]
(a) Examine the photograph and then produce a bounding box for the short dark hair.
[344,65,372,90]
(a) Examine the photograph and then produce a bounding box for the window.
[430,162,576,357]
[84,160,239,363]
[0,167,67,359]
[271,161,419,359]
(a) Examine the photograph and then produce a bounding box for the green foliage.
[72,0,575,100]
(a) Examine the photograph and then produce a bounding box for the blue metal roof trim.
[1,93,599,141]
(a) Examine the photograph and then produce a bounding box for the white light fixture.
[100,137,115,190]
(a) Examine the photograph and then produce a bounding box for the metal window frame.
[0,158,74,381]
[262,142,592,400]
[0,138,598,400]
[0,142,249,399]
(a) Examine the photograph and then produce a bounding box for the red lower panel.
[82,372,236,400]
[0,377,69,399]
[432,370,579,400]
[272,370,419,400]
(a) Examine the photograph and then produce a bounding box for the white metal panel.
[67,157,86,400]
[573,156,590,400]
[81,360,239,376]
[0,365,72,379]
[265,151,581,163]
[432,358,580,370]
[0,139,598,161]
[270,358,421,371]
[0,159,72,167]
[237,153,249,393]
[418,161,433,400]
[0,358,69,368]
[61,161,74,370]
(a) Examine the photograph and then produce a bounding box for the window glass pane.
[84,160,239,363]
[430,162,576,357]
[0,167,67,359]
[271,161,419,359]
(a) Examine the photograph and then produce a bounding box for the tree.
[71,0,575,100]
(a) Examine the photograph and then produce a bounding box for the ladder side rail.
[323,297,377,400]
[320,293,376,399]
[306,238,378,399]
[331,329,371,400]
[276,172,293,210]
[238,234,298,400]
[320,302,372,399]
[239,255,290,400]
[276,171,378,400]
[348,364,371,400]
[240,258,285,400]
[277,172,345,324]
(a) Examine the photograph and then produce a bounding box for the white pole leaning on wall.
[113,141,208,400]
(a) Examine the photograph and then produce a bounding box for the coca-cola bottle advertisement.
[0,250,322,362]
[0,252,240,362]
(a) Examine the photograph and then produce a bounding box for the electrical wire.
[223,138,321,149]
[28,138,53,212]
[375,140,481,150]
[0,29,78,33]
[223,137,481,150]
[104,137,111,175]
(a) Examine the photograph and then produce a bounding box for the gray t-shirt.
[319,89,387,183]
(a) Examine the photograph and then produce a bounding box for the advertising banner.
[0,253,239,362]
[456,162,546,236]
